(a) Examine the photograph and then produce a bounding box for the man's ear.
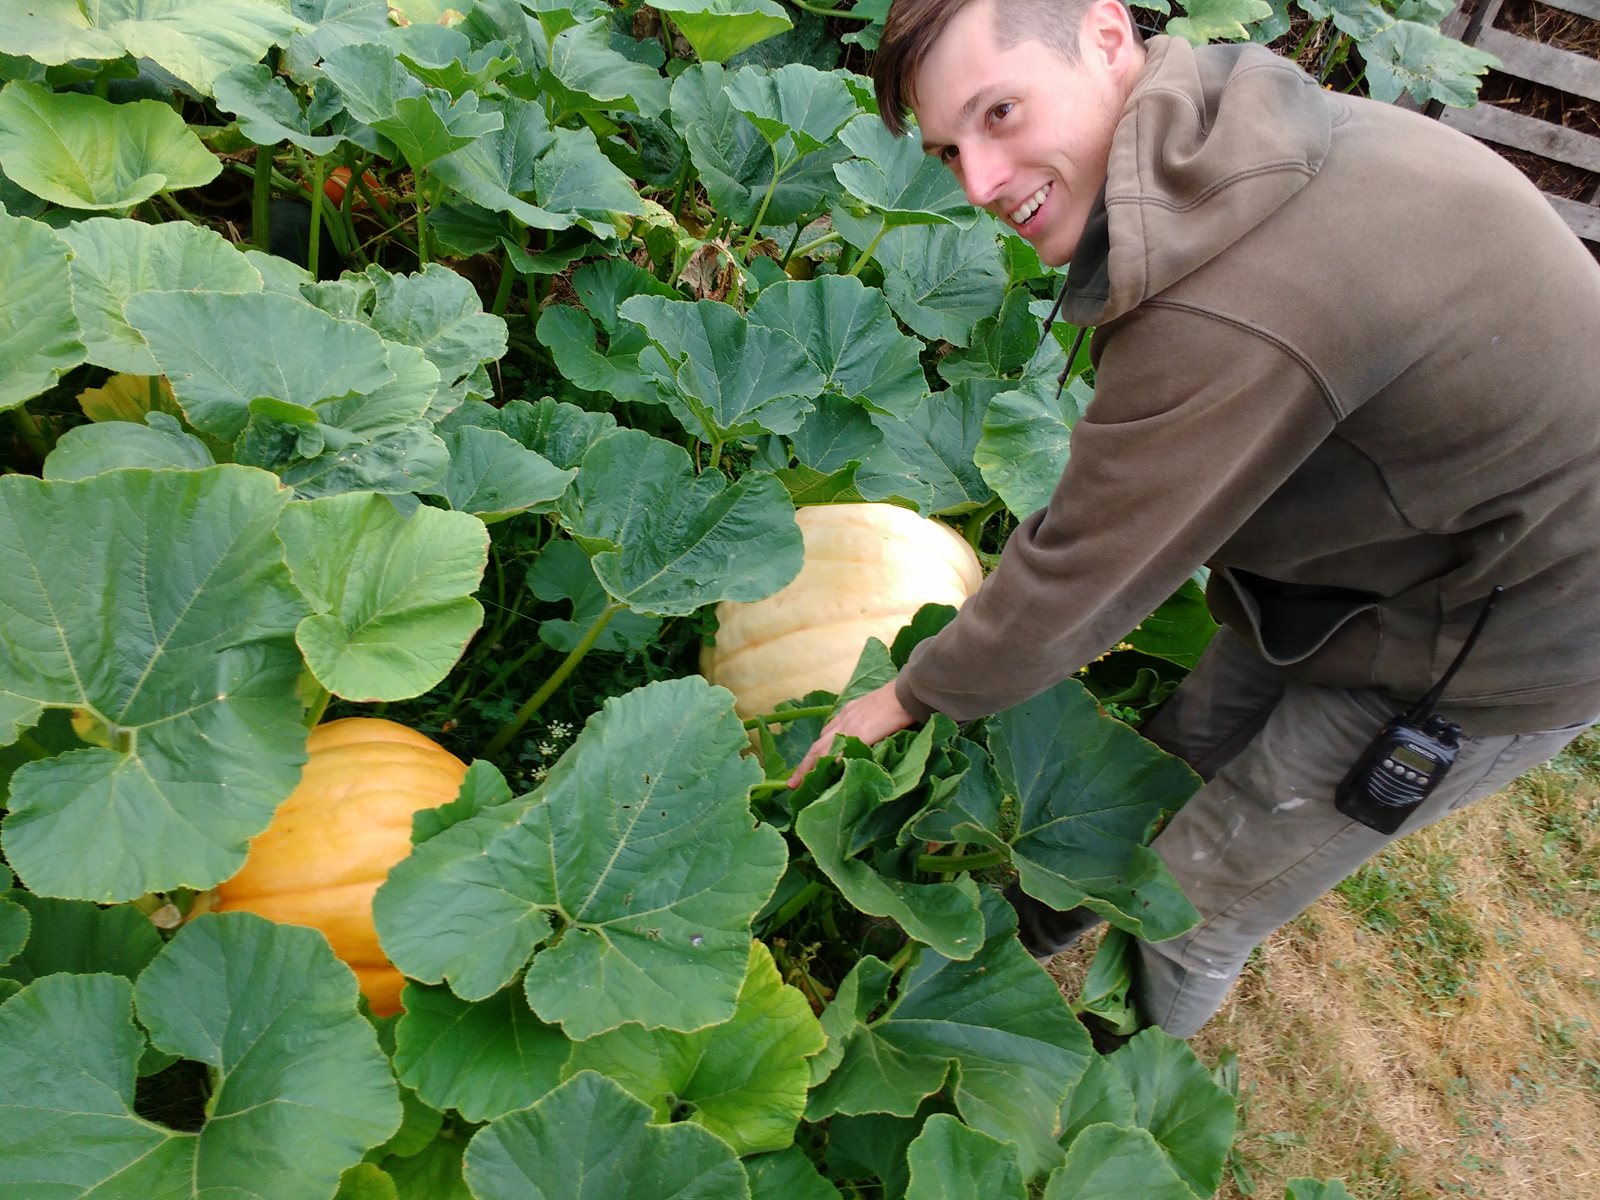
[1079,0,1142,74]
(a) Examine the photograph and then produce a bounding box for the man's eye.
[940,145,959,164]
[990,102,1014,123]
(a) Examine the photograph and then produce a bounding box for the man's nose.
[956,142,1007,209]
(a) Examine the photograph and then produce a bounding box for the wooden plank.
[1441,102,1600,171]
[1475,27,1600,103]
[1544,191,1600,242]
[1535,0,1600,20]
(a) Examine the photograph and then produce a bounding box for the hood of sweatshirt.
[1056,35,1333,329]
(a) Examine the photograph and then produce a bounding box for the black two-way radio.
[1334,586,1503,835]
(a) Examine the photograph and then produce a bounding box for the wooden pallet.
[1431,0,1600,246]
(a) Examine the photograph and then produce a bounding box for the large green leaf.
[361,262,507,415]
[866,382,994,516]
[834,113,976,229]
[375,677,786,1039]
[652,0,792,62]
[566,941,825,1155]
[477,396,618,470]
[525,538,662,654]
[0,80,222,210]
[992,679,1202,941]
[622,294,822,443]
[0,0,305,94]
[464,1071,752,1200]
[1042,1123,1196,1200]
[0,893,163,988]
[743,1147,843,1200]
[808,891,1092,1178]
[670,62,849,226]
[321,41,503,167]
[559,428,803,616]
[725,60,858,158]
[1123,577,1218,670]
[543,16,669,120]
[1296,0,1393,40]
[284,0,394,85]
[0,205,84,411]
[976,374,1092,519]
[795,757,986,959]
[392,982,572,1123]
[428,426,575,521]
[905,1113,1026,1200]
[0,914,401,1199]
[938,285,1039,385]
[0,466,309,902]
[124,289,399,441]
[427,94,570,231]
[1102,1029,1237,1198]
[213,61,345,154]
[1165,0,1275,43]
[61,216,263,376]
[871,216,1008,347]
[536,304,660,405]
[748,275,929,417]
[533,124,648,235]
[1361,20,1497,107]
[278,492,489,701]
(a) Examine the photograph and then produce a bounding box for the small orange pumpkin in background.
[702,503,985,720]
[200,717,468,1016]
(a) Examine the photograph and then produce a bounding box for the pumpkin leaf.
[1102,1030,1238,1198]
[558,428,803,617]
[525,538,662,654]
[1360,20,1498,107]
[279,492,489,702]
[0,893,163,989]
[213,61,346,154]
[427,427,575,521]
[621,293,822,444]
[0,914,401,1200]
[61,216,263,376]
[748,275,929,418]
[851,214,1007,348]
[724,61,858,159]
[993,679,1202,942]
[1043,1123,1198,1200]
[0,0,305,95]
[0,466,310,903]
[375,677,785,1039]
[0,81,222,211]
[393,982,572,1123]
[651,0,793,62]
[465,1071,751,1200]
[795,757,986,959]
[565,941,826,1155]
[866,383,994,516]
[1165,0,1275,43]
[806,890,1091,1179]
[976,372,1092,519]
[124,289,399,442]
[905,1113,1027,1200]
[0,204,85,411]
[670,62,849,227]
[543,17,669,120]
[744,1146,845,1200]
[834,112,978,229]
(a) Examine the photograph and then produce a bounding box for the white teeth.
[1009,184,1049,225]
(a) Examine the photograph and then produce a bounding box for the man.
[788,0,1600,1040]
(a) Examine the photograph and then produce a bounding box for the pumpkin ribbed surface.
[209,717,469,1016]
[702,503,984,718]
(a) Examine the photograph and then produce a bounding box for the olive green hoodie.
[896,35,1600,735]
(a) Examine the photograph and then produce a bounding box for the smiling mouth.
[1009,182,1050,227]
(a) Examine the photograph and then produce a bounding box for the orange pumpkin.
[702,503,984,719]
[205,717,468,1016]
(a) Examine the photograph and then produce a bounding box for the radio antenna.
[1406,585,1504,722]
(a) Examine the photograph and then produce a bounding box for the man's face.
[911,0,1133,266]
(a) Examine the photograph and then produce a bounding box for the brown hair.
[873,0,1103,135]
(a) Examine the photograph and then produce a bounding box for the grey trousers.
[1043,628,1593,1039]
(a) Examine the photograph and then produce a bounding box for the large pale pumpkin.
[206,717,469,1016]
[703,503,984,718]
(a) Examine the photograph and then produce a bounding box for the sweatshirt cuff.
[893,670,938,724]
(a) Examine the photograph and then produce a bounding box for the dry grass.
[1054,732,1600,1198]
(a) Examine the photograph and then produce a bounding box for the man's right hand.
[786,679,918,788]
